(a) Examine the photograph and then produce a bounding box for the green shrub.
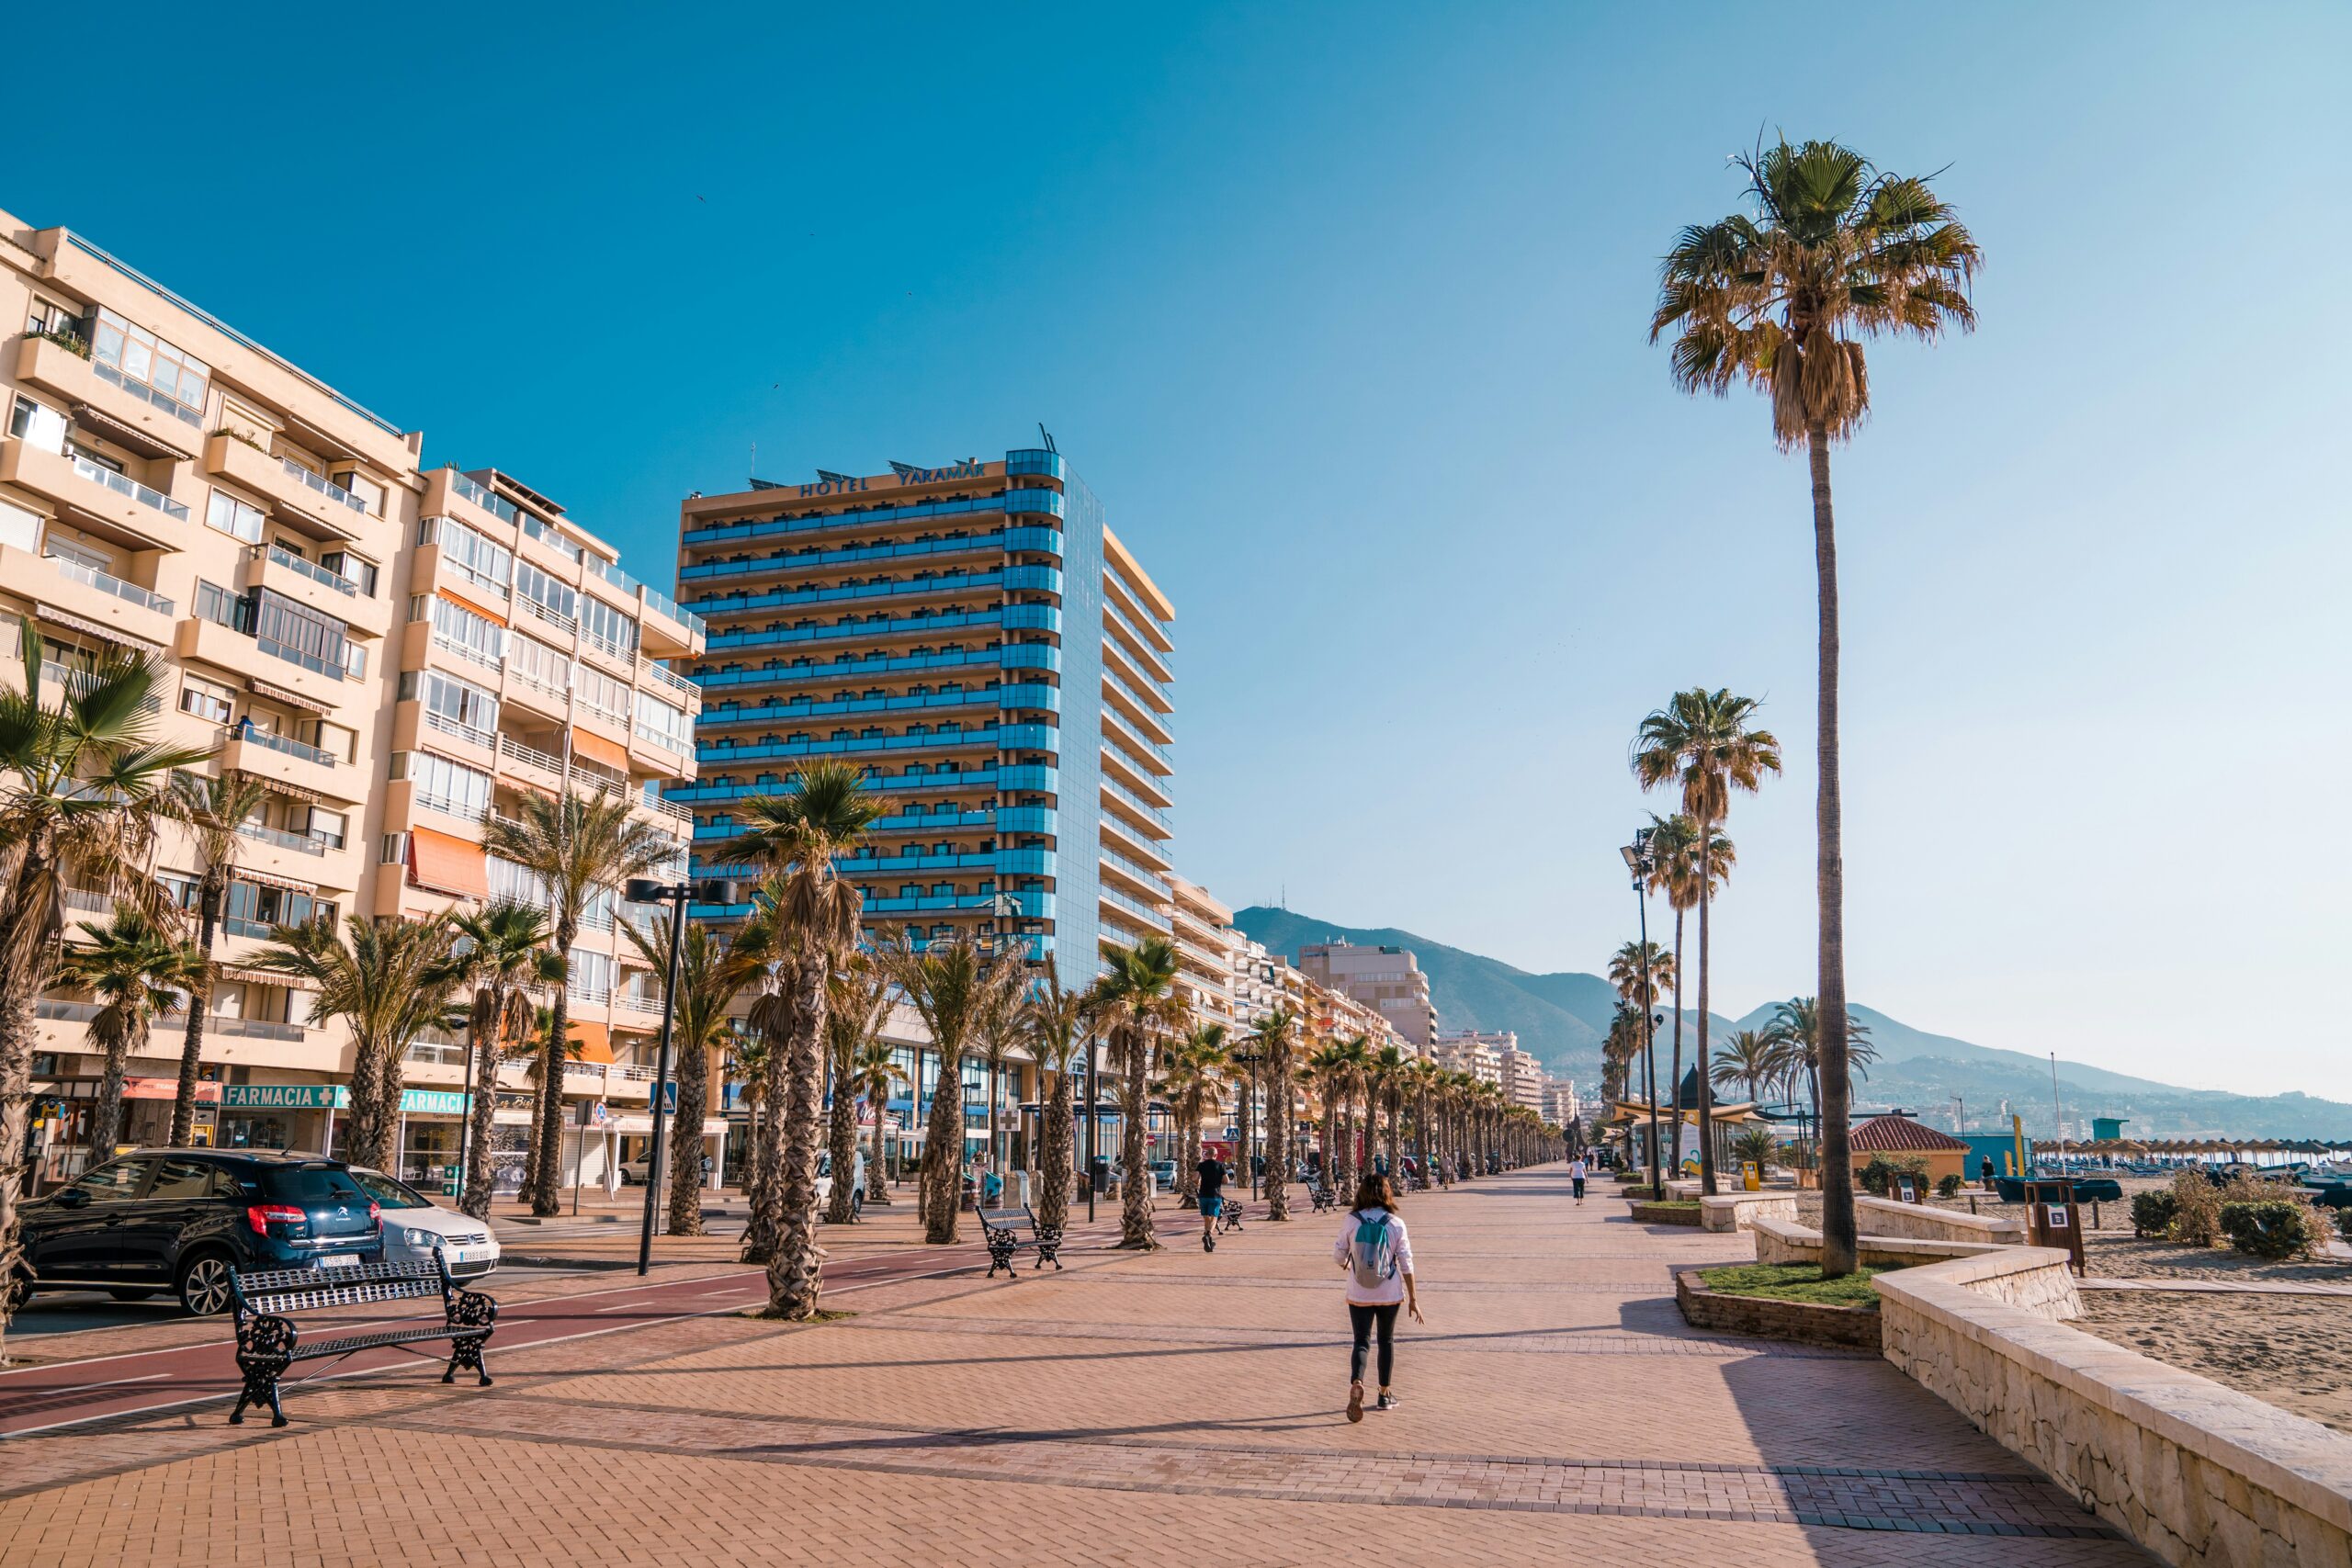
[2132,1190,2179,1237]
[1860,1155,1930,1197]
[2335,1207,2352,1245]
[1936,1174,1964,1199]
[2166,1169,2222,1246]
[2217,1200,2319,1260]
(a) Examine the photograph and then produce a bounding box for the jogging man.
[1196,1151,1228,1252]
[1568,1153,1588,1204]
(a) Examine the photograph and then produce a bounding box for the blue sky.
[11,3,2346,1094]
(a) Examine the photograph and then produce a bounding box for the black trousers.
[1349,1302,1399,1385]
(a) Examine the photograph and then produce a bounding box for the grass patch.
[1699,1262,1889,1308]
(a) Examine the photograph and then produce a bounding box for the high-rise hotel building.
[672,450,1175,976]
[2,209,701,1184]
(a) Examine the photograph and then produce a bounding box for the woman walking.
[1334,1171,1420,1421]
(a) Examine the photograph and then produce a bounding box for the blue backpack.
[1350,1211,1397,1291]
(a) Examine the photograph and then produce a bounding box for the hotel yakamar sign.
[222,1085,469,1115]
[794,459,990,499]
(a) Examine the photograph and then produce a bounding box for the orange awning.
[407,826,489,899]
[568,1020,614,1063]
[571,729,630,772]
[437,588,509,627]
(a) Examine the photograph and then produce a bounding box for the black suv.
[10,1150,384,1314]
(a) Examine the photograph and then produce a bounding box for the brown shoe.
[1346,1382,1364,1423]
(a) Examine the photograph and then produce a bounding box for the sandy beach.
[2077,1291,2352,1432]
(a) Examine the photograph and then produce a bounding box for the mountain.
[1231,907,2352,1141]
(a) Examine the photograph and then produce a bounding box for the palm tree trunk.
[531,918,577,1217]
[1668,908,1685,1175]
[742,1052,789,1264]
[1,977,44,1359]
[1036,1066,1073,1230]
[90,1025,136,1159]
[1809,426,1857,1277]
[769,954,831,1316]
[1265,1044,1291,1221]
[1116,1027,1155,1248]
[919,1044,965,1244]
[169,889,220,1147]
[1696,821,1717,1198]
[672,1043,712,1235]
[822,1042,858,1226]
[866,1087,891,1204]
[460,1011,501,1219]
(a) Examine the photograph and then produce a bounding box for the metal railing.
[638,659,698,701]
[236,819,327,855]
[48,553,174,615]
[425,709,497,750]
[1100,775,1174,834]
[235,727,337,768]
[497,733,564,774]
[280,457,366,513]
[71,454,188,521]
[520,514,582,563]
[518,595,577,633]
[255,544,357,596]
[447,470,517,523]
[430,631,503,671]
[212,1016,307,1042]
[1102,707,1174,772]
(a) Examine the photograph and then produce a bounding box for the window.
[68,1157,154,1203]
[424,594,503,668]
[506,631,569,693]
[322,550,379,598]
[569,947,613,1001]
[380,833,408,864]
[581,594,639,660]
[148,1156,222,1201]
[194,580,244,630]
[8,395,67,454]
[252,590,350,678]
[308,721,358,764]
[394,750,492,822]
[421,516,511,596]
[205,490,265,544]
[634,689,692,753]
[180,675,235,725]
[305,807,347,851]
[514,559,577,624]
[90,309,209,418]
[576,663,630,724]
[225,879,319,937]
[402,668,500,745]
[332,470,386,517]
[487,854,549,908]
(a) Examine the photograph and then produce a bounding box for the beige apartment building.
[1295,936,1437,1050]
[1433,1028,1510,1088]
[2,210,701,1190]
[1168,875,1237,1031]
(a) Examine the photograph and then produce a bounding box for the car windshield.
[347,1169,430,1209]
[259,1164,368,1205]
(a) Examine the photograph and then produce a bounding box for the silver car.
[347,1168,501,1280]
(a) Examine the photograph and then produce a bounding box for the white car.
[348,1168,501,1280]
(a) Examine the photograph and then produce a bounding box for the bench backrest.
[232,1259,448,1319]
[976,1208,1028,1231]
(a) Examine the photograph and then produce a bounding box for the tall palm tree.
[1305,1041,1345,1190]
[1710,1029,1782,1108]
[882,935,1023,1247]
[0,637,203,1358]
[846,1036,910,1208]
[1335,1033,1373,1189]
[1765,997,1879,1154]
[1607,939,1673,1173]
[163,770,275,1147]
[972,960,1030,1188]
[1021,964,1091,1233]
[620,915,751,1235]
[1646,812,1731,1173]
[56,911,202,1157]
[447,901,558,1219]
[722,760,882,1315]
[1089,938,1182,1249]
[726,1032,773,1211]
[1248,1003,1301,1220]
[1653,136,1979,1270]
[250,915,457,1173]
[1369,1043,1408,1174]
[486,790,674,1217]
[819,953,889,1224]
[1159,1022,1228,1201]
[1634,688,1781,1196]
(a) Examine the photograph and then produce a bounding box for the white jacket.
[1334,1208,1414,1305]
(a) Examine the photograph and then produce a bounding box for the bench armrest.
[235,1312,300,1361]
[447,1289,499,1331]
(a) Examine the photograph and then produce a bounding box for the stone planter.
[1674,1269,1882,1350]
[1629,1201,1702,1226]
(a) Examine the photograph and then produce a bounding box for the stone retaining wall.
[1749,1215,2009,1271]
[1674,1269,1882,1350]
[1857,1194,2025,1246]
[1698,1192,1797,1233]
[1877,1246,2352,1566]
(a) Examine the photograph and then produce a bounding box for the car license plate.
[320,1254,359,1269]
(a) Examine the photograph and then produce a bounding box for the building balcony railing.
[690,646,1034,694]
[697,723,1051,766]
[279,457,367,516]
[1101,775,1173,835]
[679,525,1061,587]
[41,660,161,713]
[687,566,1058,619]
[682,487,1060,548]
[1102,708,1174,774]
[47,552,175,615]
[639,658,699,703]
[1104,593,1174,663]
[670,761,1052,806]
[1101,637,1175,711]
[236,818,328,856]
[705,606,1022,654]
[1100,884,1173,933]
[698,685,1003,730]
[1100,843,1171,895]
[71,452,189,522]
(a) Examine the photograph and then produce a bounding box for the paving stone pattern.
[0,1168,2157,1566]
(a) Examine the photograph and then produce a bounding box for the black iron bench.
[977,1204,1064,1280]
[227,1250,497,1427]
[1308,1185,1338,1213]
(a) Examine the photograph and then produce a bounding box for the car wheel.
[108,1289,161,1303]
[176,1252,235,1316]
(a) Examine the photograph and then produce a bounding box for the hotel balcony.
[14,333,206,462]
[220,728,366,807]
[1101,774,1172,840]
[702,605,1038,658]
[2,542,175,649]
[679,525,1061,591]
[685,565,1058,621]
[233,816,362,893]
[697,722,1054,769]
[175,614,356,710]
[691,644,1037,696]
[695,684,1020,733]
[671,761,1055,807]
[1099,739,1172,807]
[242,543,392,637]
[680,486,1060,550]
[202,434,370,546]
[0,437,188,552]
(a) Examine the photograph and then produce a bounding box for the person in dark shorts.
[1568,1154,1588,1203]
[1195,1153,1228,1251]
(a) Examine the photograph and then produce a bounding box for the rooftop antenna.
[1037,422,1057,454]
[750,440,755,488]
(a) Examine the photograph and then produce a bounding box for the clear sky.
[9,3,2346,1094]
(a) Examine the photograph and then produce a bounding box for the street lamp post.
[1227,1043,1263,1198]
[1084,1028,1100,1225]
[1621,830,1661,1196]
[627,876,693,1278]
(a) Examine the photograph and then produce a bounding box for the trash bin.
[1089,1156,1110,1196]
[1016,1170,1031,1207]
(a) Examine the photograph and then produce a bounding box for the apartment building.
[672,449,1176,978]
[1168,875,1237,1030]
[1543,1080,1579,1128]
[1432,1028,1510,1088]
[2,210,700,1188]
[1500,1043,1549,1114]
[1295,937,1438,1049]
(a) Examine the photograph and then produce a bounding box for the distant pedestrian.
[1195,1152,1228,1252]
[1568,1154,1588,1204]
[1335,1172,1419,1422]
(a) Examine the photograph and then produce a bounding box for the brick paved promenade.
[0,1167,2153,1566]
